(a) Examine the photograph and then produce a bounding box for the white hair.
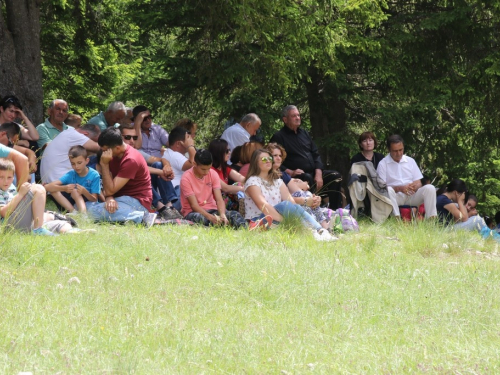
[106,101,126,113]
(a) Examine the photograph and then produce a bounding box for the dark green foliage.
[36,0,500,214]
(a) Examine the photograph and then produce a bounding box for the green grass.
[1,219,500,373]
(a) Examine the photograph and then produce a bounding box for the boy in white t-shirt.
[162,126,196,209]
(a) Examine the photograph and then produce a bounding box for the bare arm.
[147,156,173,180]
[83,139,101,153]
[245,185,283,222]
[99,149,129,196]
[17,110,39,141]
[181,134,196,171]
[213,188,229,225]
[0,182,31,218]
[45,180,76,193]
[75,185,98,202]
[186,194,220,224]
[445,192,468,222]
[7,148,29,187]
[13,145,37,173]
[228,169,245,183]
[134,111,150,150]
[220,180,244,194]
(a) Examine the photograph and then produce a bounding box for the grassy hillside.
[1,219,499,373]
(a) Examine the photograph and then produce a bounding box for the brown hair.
[240,141,263,164]
[265,142,287,162]
[66,114,82,127]
[68,145,88,159]
[358,131,378,150]
[244,149,280,183]
[175,118,197,133]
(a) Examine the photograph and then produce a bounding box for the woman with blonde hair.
[244,148,336,241]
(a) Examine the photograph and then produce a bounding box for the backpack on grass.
[329,208,359,233]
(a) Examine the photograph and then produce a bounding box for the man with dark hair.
[180,149,247,228]
[120,125,182,220]
[134,105,169,157]
[269,105,342,208]
[88,101,127,131]
[86,127,156,226]
[41,123,101,184]
[377,134,437,219]
[163,126,196,188]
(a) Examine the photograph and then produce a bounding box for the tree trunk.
[0,0,44,124]
[305,65,350,182]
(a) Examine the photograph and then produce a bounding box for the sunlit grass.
[1,219,500,373]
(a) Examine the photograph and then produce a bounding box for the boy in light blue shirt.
[45,145,101,213]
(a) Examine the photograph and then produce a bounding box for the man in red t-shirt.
[86,127,156,226]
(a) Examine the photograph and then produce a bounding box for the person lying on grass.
[179,148,247,228]
[0,158,84,235]
[436,178,471,226]
[243,148,337,241]
[45,145,100,213]
[436,179,500,241]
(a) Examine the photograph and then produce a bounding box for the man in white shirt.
[162,126,196,209]
[221,113,261,160]
[40,124,101,184]
[376,134,436,218]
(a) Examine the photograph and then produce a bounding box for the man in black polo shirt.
[270,105,342,209]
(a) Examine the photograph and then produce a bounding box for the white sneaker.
[320,228,338,241]
[312,229,326,241]
[313,229,338,242]
[143,212,157,228]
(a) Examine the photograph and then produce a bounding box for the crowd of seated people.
[0,94,498,243]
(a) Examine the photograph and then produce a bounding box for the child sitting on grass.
[180,149,248,228]
[45,145,101,213]
[288,178,331,230]
[0,158,82,235]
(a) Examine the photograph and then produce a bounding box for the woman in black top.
[350,131,385,169]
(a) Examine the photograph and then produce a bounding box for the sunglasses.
[261,156,273,163]
[122,135,139,140]
[3,97,22,109]
[225,149,231,154]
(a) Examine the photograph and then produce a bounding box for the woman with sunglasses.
[244,149,336,241]
[0,95,39,145]
[208,138,245,195]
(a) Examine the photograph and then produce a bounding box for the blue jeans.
[172,185,181,211]
[251,200,321,230]
[86,196,148,224]
[150,162,177,206]
[453,215,488,233]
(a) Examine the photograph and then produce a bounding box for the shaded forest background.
[2,0,500,215]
